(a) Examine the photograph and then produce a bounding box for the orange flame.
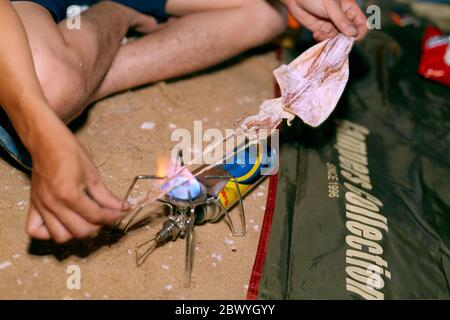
[156,154,196,181]
[156,155,172,177]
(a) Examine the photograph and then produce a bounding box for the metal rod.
[204,175,246,236]
[123,206,144,233]
[184,207,196,288]
[119,175,166,232]
[136,241,157,267]
[232,177,246,237]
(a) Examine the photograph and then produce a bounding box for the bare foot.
[104,1,159,34]
[130,11,159,34]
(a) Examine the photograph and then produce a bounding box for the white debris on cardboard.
[164,284,173,290]
[224,238,235,246]
[140,122,155,130]
[0,261,12,270]
[211,253,223,262]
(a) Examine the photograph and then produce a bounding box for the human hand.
[281,0,368,41]
[26,123,129,243]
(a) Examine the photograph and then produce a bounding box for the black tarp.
[258,2,450,299]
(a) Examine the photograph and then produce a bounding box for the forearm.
[0,0,62,151]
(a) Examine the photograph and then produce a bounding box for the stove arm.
[184,207,196,287]
[204,176,246,237]
[118,175,167,233]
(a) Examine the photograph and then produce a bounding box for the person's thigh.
[11,0,70,23]
[12,2,68,53]
[11,2,86,120]
[165,0,248,16]
[11,2,76,84]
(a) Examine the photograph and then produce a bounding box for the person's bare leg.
[13,1,156,122]
[91,0,287,101]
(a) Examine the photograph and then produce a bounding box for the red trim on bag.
[247,173,279,300]
[247,47,282,300]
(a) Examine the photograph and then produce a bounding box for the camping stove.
[121,170,246,288]
[119,139,276,287]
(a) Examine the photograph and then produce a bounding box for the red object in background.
[418,26,450,87]
[287,13,300,30]
[247,174,278,300]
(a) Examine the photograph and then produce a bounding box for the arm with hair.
[0,0,59,141]
[0,0,128,243]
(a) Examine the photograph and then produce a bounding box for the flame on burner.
[156,155,171,177]
[156,155,201,200]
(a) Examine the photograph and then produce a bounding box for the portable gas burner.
[120,167,246,287]
[119,139,276,287]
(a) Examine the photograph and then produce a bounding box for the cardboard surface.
[0,52,277,299]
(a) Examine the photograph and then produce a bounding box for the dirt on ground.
[0,52,278,300]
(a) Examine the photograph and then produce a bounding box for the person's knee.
[33,48,86,123]
[242,0,288,44]
[11,1,87,122]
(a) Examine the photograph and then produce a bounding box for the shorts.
[0,110,32,170]
[11,0,168,23]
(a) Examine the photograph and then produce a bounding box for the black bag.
[257,8,450,300]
